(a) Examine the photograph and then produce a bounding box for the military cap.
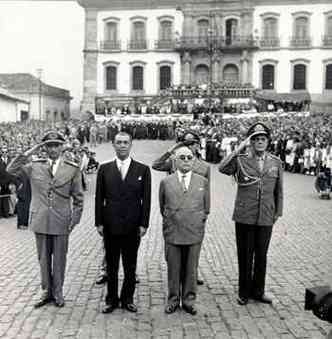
[247,122,271,139]
[183,130,200,142]
[41,130,66,144]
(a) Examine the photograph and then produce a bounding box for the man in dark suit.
[219,122,283,306]
[95,131,151,314]
[0,146,14,218]
[159,146,210,315]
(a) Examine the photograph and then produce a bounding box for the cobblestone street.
[0,140,331,339]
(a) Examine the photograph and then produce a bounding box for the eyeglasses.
[178,155,194,161]
[252,136,268,142]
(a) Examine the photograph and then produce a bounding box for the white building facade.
[79,0,332,113]
[0,87,29,122]
[252,3,332,111]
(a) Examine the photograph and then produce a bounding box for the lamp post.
[36,68,43,120]
[207,25,218,112]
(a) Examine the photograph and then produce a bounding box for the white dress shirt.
[115,157,132,179]
[177,170,192,191]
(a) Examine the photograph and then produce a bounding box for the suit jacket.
[95,159,151,235]
[7,154,84,235]
[219,151,283,226]
[159,172,210,245]
[152,152,210,182]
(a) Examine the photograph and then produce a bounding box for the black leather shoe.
[102,303,118,314]
[237,296,249,305]
[164,303,179,314]
[122,303,137,313]
[252,294,272,304]
[197,278,204,285]
[34,295,54,308]
[54,299,65,308]
[96,275,108,285]
[182,304,197,315]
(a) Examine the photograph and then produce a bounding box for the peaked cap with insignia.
[41,130,66,145]
[247,122,271,140]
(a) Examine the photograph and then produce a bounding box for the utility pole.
[36,68,43,120]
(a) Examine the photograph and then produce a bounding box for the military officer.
[218,122,283,306]
[6,130,84,308]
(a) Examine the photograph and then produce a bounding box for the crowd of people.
[1,109,331,226]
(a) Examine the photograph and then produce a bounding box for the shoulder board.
[268,153,282,162]
[32,158,47,163]
[64,160,79,168]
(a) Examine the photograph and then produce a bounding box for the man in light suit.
[7,131,84,308]
[219,122,283,306]
[159,146,210,315]
[95,132,151,314]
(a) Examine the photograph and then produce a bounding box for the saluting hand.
[235,136,251,154]
[24,142,44,157]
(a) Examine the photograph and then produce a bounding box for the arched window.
[262,64,275,89]
[294,17,309,38]
[106,66,117,90]
[198,19,209,38]
[131,21,146,49]
[160,66,171,90]
[105,22,117,41]
[132,66,144,90]
[194,64,209,85]
[160,20,173,41]
[263,17,278,38]
[326,64,332,89]
[293,64,306,90]
[225,19,238,45]
[223,64,239,83]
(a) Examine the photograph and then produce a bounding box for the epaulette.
[268,153,282,162]
[64,159,79,168]
[32,158,47,163]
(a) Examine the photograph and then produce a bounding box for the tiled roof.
[0,73,71,99]
[0,87,29,104]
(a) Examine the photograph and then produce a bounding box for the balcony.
[155,39,176,50]
[100,40,121,51]
[128,40,148,50]
[259,37,280,49]
[290,36,312,48]
[322,35,332,47]
[175,35,258,51]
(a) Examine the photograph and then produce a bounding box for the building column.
[241,50,249,84]
[81,9,98,114]
[211,52,221,83]
[182,52,192,85]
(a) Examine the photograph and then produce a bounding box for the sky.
[0,1,85,111]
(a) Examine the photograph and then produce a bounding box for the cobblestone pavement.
[0,140,331,339]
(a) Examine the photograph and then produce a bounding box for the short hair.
[113,131,132,143]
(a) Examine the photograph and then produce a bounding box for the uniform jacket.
[159,172,210,245]
[219,151,283,226]
[152,152,210,181]
[95,159,151,235]
[7,154,84,235]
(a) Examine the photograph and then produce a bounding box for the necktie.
[119,161,126,180]
[50,160,56,177]
[181,174,187,193]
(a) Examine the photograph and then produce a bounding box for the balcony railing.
[100,40,121,50]
[322,35,332,47]
[260,37,280,48]
[155,39,176,49]
[128,40,148,50]
[175,35,258,51]
[290,36,312,48]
